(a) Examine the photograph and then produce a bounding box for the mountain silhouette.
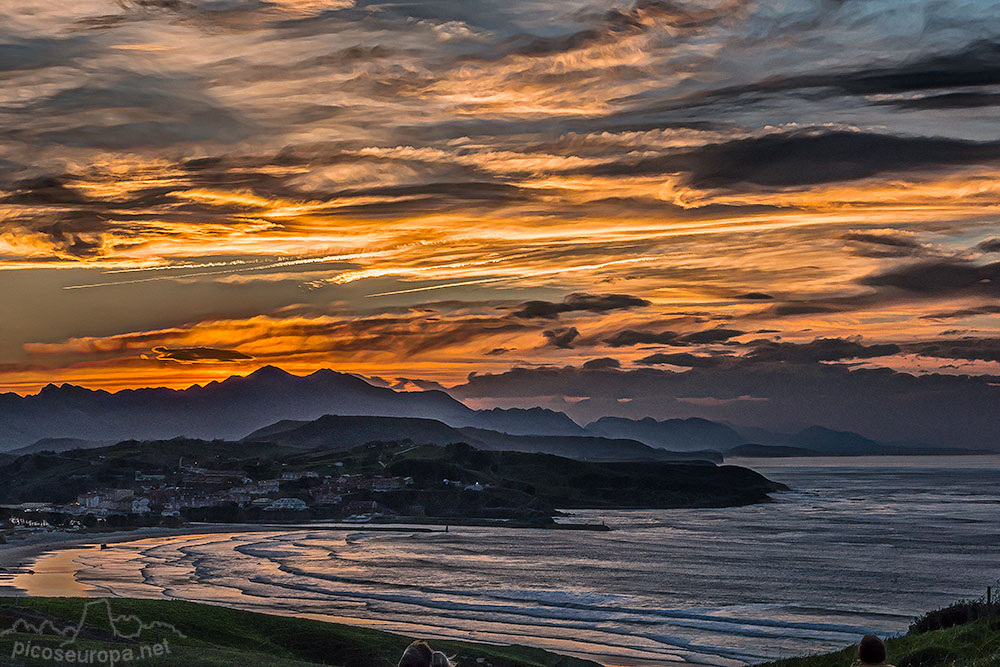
[244,414,721,462]
[585,416,746,451]
[0,366,965,456]
[0,366,583,451]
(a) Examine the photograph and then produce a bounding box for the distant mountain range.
[244,414,721,462]
[0,366,986,458]
[584,417,745,451]
[5,437,113,456]
[0,366,579,451]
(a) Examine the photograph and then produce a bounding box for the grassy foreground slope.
[0,597,599,667]
[760,614,1000,667]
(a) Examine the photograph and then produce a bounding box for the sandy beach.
[0,523,282,595]
[0,521,456,596]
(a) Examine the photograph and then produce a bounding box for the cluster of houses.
[56,465,422,518]
[1,450,500,531]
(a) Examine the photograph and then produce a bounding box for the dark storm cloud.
[744,338,901,363]
[877,91,1000,111]
[753,259,1000,320]
[5,163,290,215]
[581,198,796,219]
[763,302,844,316]
[202,44,397,86]
[76,0,337,33]
[920,305,1000,321]
[646,41,1000,113]
[152,346,255,363]
[841,229,932,258]
[905,337,1000,363]
[32,212,110,258]
[604,329,678,347]
[542,327,580,349]
[846,246,928,259]
[0,171,237,258]
[2,176,93,206]
[177,147,524,218]
[582,357,620,369]
[637,352,721,367]
[810,40,1000,96]
[861,260,1000,296]
[512,293,651,319]
[977,238,1000,253]
[842,231,923,249]
[472,25,636,61]
[336,182,527,201]
[466,0,736,61]
[577,131,1000,189]
[0,143,534,257]
[677,328,744,344]
[0,205,116,258]
[6,74,253,149]
[313,182,534,217]
[603,327,744,347]
[0,181,108,258]
[0,34,93,73]
[27,113,251,150]
[395,114,724,146]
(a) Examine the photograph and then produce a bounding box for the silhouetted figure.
[398,641,454,667]
[398,641,433,667]
[858,634,891,666]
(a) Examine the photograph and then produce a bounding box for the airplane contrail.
[366,256,659,297]
[62,251,389,290]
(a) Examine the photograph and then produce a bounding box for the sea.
[6,456,1000,667]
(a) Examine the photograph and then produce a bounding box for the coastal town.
[1,449,491,533]
[0,436,780,541]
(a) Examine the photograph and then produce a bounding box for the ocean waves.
[64,458,1000,666]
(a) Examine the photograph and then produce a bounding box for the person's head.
[858,634,886,665]
[398,641,433,667]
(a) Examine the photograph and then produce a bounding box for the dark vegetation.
[418,443,786,508]
[2,596,998,667]
[0,597,600,667]
[0,438,786,528]
[246,414,718,462]
[762,593,1000,667]
[0,439,292,505]
[910,598,1000,634]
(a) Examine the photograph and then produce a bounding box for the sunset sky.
[1,0,999,438]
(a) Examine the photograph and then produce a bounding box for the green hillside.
[0,439,786,513]
[761,603,1000,667]
[0,597,598,667]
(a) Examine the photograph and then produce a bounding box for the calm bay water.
[10,456,1000,666]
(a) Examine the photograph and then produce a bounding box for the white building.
[265,497,308,511]
[131,498,152,514]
